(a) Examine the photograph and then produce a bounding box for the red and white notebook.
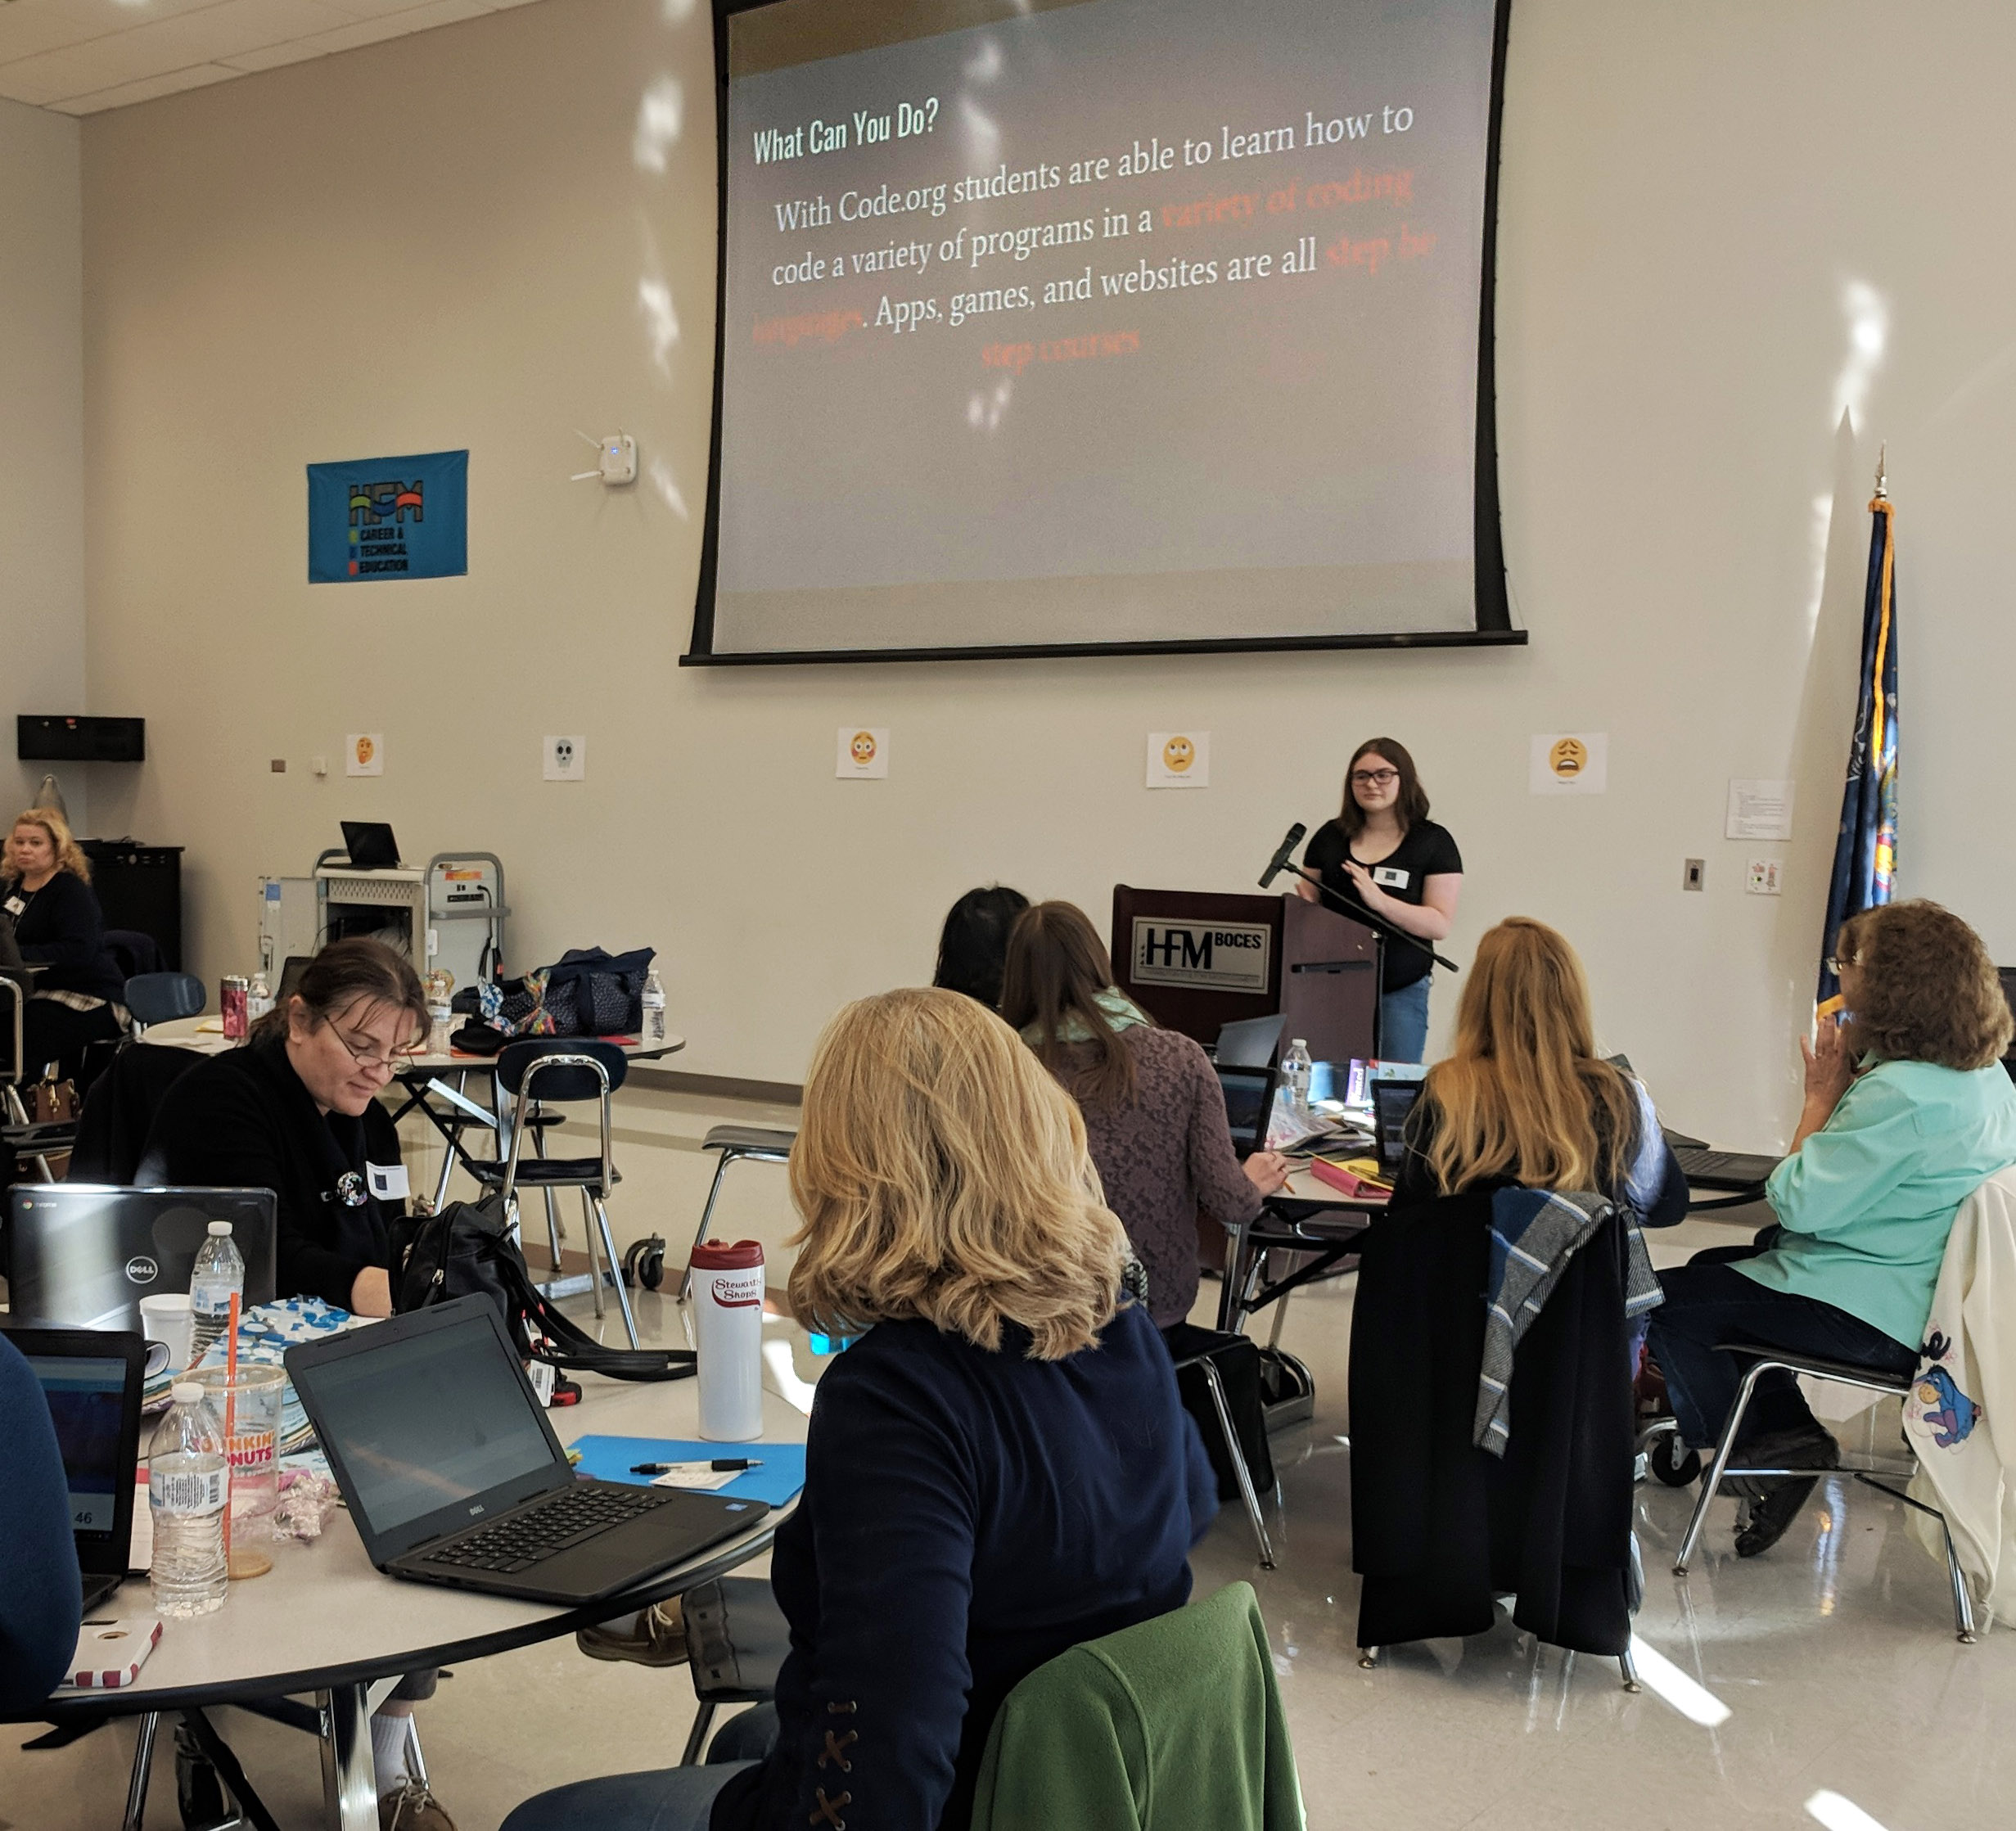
[59,1614,163,1691]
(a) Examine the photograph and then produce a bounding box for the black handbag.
[395,1193,693,1382]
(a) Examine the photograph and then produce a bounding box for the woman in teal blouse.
[1650,900,2016,1556]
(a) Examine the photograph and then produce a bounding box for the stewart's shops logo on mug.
[709,1270,764,1310]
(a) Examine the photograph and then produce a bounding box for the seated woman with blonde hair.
[1391,916,1688,1226]
[1650,900,2016,1557]
[503,987,1215,1831]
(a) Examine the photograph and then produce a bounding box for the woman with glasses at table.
[138,937,430,1319]
[1293,737,1463,1065]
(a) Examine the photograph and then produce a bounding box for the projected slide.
[695,0,1510,662]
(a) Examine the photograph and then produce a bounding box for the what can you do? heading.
[753,97,940,164]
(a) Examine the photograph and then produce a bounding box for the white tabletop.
[35,1369,805,1716]
[141,1017,685,1073]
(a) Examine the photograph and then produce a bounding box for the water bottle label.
[151,1467,228,1515]
[190,1279,237,1318]
[707,1267,764,1310]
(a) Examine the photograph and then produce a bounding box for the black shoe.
[1722,1424,1837,1502]
[1733,1429,1838,1558]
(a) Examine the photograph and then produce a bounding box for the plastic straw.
[223,1291,241,1563]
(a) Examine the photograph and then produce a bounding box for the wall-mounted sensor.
[571,431,638,486]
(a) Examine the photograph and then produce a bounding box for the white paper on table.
[648,1463,742,1492]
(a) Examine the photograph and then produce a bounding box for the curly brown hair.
[1835,900,2013,1071]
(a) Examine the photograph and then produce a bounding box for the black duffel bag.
[395,1193,692,1383]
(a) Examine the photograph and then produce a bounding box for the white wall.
[78,0,2016,1151]
[1,95,85,823]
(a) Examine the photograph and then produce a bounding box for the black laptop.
[1371,1076,1426,1175]
[286,1297,769,1604]
[10,1326,148,1612]
[7,1187,277,1331]
[1214,1063,1279,1160]
[340,821,400,870]
[1666,1142,1782,1192]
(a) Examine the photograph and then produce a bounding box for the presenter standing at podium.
[1295,737,1463,1063]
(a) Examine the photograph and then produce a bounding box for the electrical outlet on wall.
[1747,859,1784,895]
[1683,859,1705,892]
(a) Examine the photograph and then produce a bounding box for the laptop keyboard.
[1674,1148,1775,1181]
[421,1483,679,1575]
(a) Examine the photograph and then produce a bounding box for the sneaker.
[1733,1429,1839,1558]
[380,1780,457,1831]
[575,1598,689,1667]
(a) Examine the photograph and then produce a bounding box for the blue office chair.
[124,971,206,1032]
[467,1039,636,1346]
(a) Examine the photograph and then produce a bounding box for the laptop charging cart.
[259,852,507,992]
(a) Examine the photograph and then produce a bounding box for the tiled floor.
[5,1202,2009,1831]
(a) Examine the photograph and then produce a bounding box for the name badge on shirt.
[2,895,25,918]
[367,1162,409,1201]
[1371,866,1410,890]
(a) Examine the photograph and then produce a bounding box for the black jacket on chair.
[1349,1189,1637,1657]
[70,1043,202,1183]
[137,1036,410,1309]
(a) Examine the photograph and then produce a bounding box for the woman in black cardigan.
[139,939,428,1316]
[2,806,125,1081]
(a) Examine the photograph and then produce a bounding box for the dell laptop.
[10,1326,148,1612]
[340,821,400,870]
[286,1297,769,1604]
[7,1188,277,1332]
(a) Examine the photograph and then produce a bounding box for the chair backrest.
[71,1041,204,1183]
[105,928,166,983]
[124,971,205,1028]
[496,1036,628,1100]
[970,1581,1298,1831]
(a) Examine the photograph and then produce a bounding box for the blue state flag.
[308,449,467,584]
[1815,487,1899,1017]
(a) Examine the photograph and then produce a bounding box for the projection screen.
[688,0,1519,665]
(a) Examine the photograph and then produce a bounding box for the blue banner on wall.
[308,449,467,583]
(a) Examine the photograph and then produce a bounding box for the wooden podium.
[1109,885,1379,1064]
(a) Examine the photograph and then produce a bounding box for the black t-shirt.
[1302,818,1463,991]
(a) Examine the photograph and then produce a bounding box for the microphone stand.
[1276,862,1459,974]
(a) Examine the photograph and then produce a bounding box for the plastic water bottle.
[187,1221,245,1362]
[641,967,667,1045]
[246,972,273,1026]
[1281,1039,1314,1110]
[692,1238,764,1441]
[150,1382,229,1617]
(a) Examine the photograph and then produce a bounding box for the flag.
[1815,484,1899,1017]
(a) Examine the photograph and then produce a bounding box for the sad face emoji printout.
[1161,736,1195,774]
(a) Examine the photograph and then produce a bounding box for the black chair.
[106,928,166,983]
[679,1577,789,1764]
[70,1042,203,1183]
[124,971,205,1032]
[680,1125,796,1301]
[467,1039,637,1346]
[1167,1332,1277,1568]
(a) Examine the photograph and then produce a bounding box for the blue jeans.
[1378,977,1432,1064]
[1647,1247,1918,1450]
[500,1707,776,1831]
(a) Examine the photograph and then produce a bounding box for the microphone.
[1258,823,1307,889]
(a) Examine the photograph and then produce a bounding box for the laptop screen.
[1215,1065,1276,1158]
[27,1350,132,1541]
[1372,1078,1425,1173]
[303,1309,557,1535]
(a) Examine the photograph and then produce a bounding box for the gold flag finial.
[1874,443,1887,499]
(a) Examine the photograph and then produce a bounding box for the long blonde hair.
[787,987,1129,1360]
[1423,918,1639,1195]
[6,806,91,885]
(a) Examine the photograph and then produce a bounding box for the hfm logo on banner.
[1130,919,1270,992]
[346,480,425,577]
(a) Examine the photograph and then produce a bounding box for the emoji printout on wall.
[837,727,891,778]
[1147,732,1210,790]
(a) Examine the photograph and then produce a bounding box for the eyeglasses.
[331,1024,405,1075]
[1351,769,1400,787]
[1825,957,1857,976]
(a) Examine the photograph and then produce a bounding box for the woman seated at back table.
[504,987,1217,1831]
[1390,917,1688,1226]
[2,805,127,1081]
[1648,899,2016,1557]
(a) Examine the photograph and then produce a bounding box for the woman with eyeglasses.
[138,937,430,1318]
[1294,737,1463,1064]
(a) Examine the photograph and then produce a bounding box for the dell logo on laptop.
[467,1503,485,1517]
[124,1256,160,1285]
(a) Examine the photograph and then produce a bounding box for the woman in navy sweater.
[0,1330,84,1715]
[505,988,1217,1831]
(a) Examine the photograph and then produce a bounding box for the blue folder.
[570,1435,805,1509]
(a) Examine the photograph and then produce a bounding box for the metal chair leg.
[1196,1355,1275,1569]
[542,1190,564,1273]
[1674,1360,1773,1574]
[579,1188,607,1319]
[679,1151,737,1302]
[1357,1645,1381,1670]
[679,1700,718,1766]
[405,1716,430,1787]
[1618,1646,1641,1693]
[1940,1515,1979,1644]
[122,1711,160,1831]
[593,1194,639,1348]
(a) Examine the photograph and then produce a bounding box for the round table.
[18,1366,805,1831]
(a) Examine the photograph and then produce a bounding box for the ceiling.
[0,0,546,115]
